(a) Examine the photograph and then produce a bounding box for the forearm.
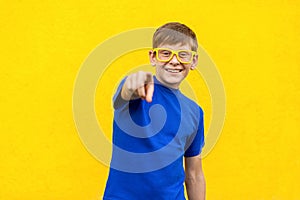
[185,174,206,200]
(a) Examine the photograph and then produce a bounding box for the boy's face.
[149,43,198,89]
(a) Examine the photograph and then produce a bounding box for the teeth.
[166,69,181,73]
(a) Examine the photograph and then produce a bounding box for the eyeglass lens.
[157,49,192,63]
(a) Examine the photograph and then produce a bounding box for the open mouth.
[165,69,183,73]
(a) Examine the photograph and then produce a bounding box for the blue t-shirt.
[103,76,204,200]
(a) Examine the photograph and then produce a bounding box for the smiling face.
[149,43,198,89]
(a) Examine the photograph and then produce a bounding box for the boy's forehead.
[157,42,192,50]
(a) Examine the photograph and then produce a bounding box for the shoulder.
[179,92,204,115]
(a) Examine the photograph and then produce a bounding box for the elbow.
[185,173,206,185]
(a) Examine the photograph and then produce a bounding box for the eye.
[160,50,171,57]
[179,51,191,57]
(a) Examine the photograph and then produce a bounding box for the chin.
[163,77,185,88]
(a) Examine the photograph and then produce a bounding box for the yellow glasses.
[153,48,197,64]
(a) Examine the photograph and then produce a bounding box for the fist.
[121,71,154,103]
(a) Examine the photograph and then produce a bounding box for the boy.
[103,22,205,200]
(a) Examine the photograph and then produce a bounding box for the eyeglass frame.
[152,48,197,64]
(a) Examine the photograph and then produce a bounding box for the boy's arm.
[185,154,206,200]
[121,71,154,103]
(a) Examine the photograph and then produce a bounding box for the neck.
[155,76,180,90]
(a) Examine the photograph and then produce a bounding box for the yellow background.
[1,0,299,199]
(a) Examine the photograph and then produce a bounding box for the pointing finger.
[145,73,154,103]
[145,83,154,103]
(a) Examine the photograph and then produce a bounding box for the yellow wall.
[1,0,299,199]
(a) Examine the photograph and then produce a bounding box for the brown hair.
[152,22,198,51]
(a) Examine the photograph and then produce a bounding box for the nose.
[169,54,180,65]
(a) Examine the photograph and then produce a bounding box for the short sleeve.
[184,108,205,157]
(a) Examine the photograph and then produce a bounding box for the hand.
[121,71,154,103]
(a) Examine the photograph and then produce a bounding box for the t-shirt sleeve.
[113,77,129,110]
[184,108,205,157]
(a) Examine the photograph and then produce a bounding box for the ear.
[149,50,156,66]
[190,54,198,70]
